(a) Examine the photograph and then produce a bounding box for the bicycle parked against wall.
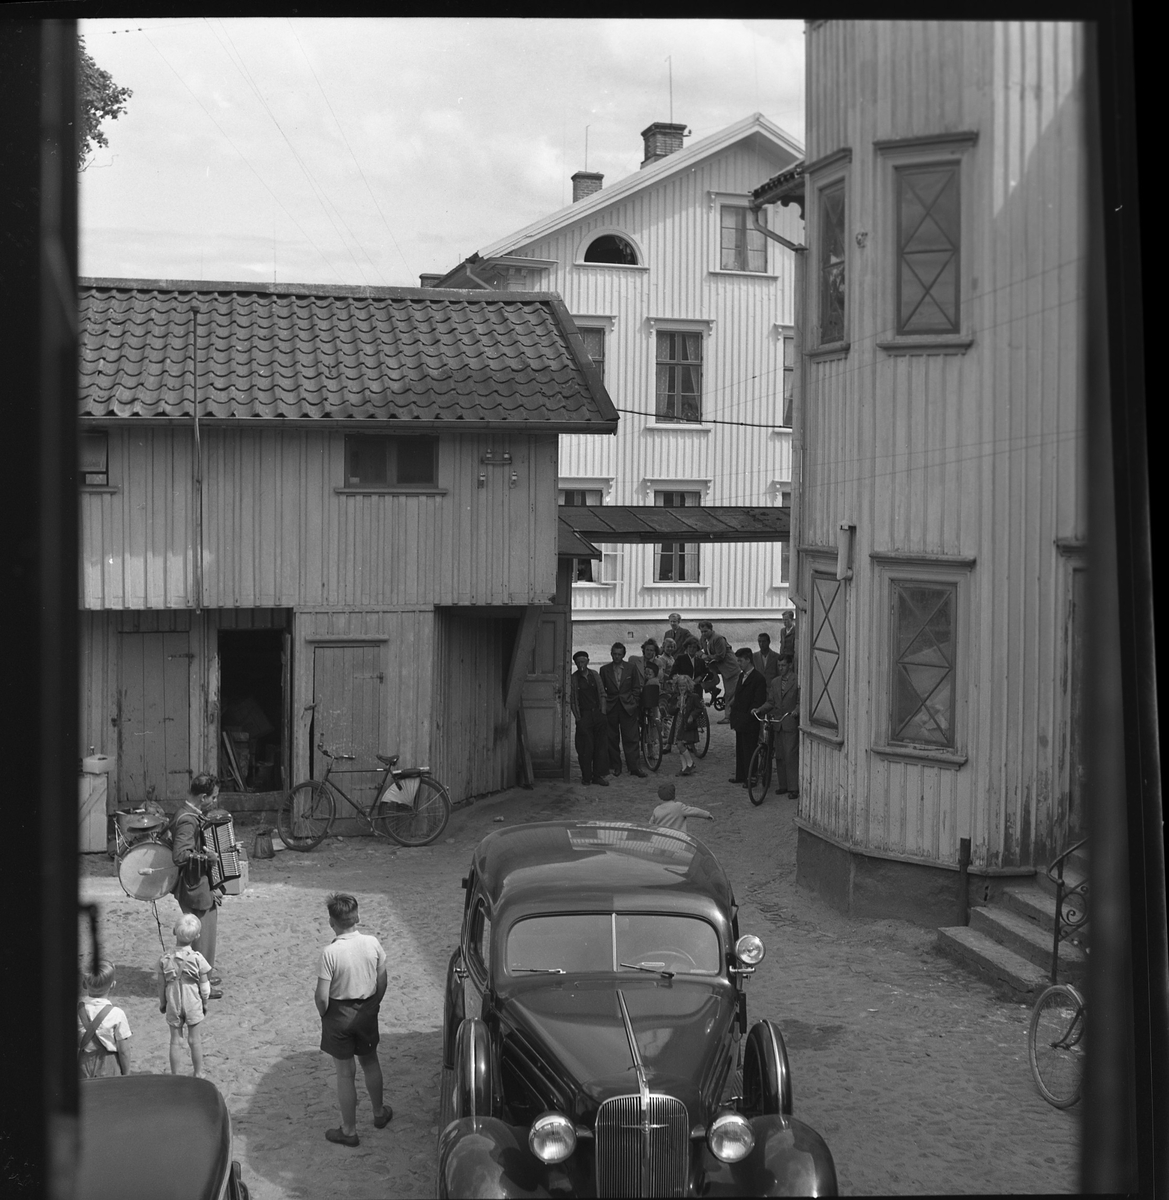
[1027,838,1089,1107]
[278,746,451,851]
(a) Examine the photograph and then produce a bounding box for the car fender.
[436,1117,554,1199]
[699,1114,838,1197]
[452,1017,495,1120]
[443,948,466,1069]
[743,1018,793,1116]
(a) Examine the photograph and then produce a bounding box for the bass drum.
[117,838,179,901]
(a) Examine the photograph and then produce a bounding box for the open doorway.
[218,628,286,791]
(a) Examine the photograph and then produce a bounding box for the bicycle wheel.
[747,744,772,807]
[277,781,335,851]
[1028,983,1086,1107]
[694,707,711,758]
[377,776,452,847]
[643,720,664,772]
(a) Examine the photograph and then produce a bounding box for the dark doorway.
[218,629,286,790]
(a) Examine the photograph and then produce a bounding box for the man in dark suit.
[754,652,800,797]
[728,648,768,785]
[569,651,610,786]
[753,632,781,686]
[599,642,647,778]
[660,613,695,659]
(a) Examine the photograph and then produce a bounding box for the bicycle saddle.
[376,753,400,768]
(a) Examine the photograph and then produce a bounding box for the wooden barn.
[754,21,1089,922]
[77,279,617,830]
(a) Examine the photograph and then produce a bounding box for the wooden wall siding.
[433,609,516,802]
[800,22,1085,870]
[510,138,803,617]
[81,429,560,610]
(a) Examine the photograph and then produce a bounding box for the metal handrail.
[1046,836,1089,984]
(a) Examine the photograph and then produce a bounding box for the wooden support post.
[516,707,535,789]
[496,604,544,740]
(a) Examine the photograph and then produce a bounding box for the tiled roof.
[752,161,805,205]
[78,280,618,430]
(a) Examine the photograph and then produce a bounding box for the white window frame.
[650,488,702,586]
[870,552,974,767]
[772,481,792,587]
[559,479,617,588]
[708,191,776,276]
[804,148,851,357]
[803,551,848,745]
[574,227,648,270]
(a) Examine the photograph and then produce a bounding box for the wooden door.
[117,631,192,807]
[522,609,568,776]
[312,643,385,811]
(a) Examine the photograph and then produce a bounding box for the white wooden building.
[436,114,804,652]
[755,21,1088,923]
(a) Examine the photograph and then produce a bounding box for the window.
[655,332,702,423]
[578,327,605,379]
[344,434,438,488]
[781,330,794,426]
[467,901,491,975]
[583,234,638,265]
[720,204,767,272]
[80,431,108,486]
[896,164,960,334]
[809,570,846,731]
[559,488,602,583]
[818,182,846,345]
[654,490,700,582]
[777,486,792,585]
[889,581,957,747]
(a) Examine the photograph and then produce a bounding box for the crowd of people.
[569,610,800,794]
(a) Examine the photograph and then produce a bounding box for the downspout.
[750,203,807,615]
[191,304,204,614]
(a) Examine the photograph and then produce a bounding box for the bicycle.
[278,746,451,852]
[639,708,664,772]
[1027,838,1089,1107]
[746,715,780,807]
[660,698,710,760]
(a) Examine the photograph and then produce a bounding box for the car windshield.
[506,912,721,977]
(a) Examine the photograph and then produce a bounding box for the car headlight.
[708,1111,755,1163]
[528,1112,576,1164]
[735,933,766,965]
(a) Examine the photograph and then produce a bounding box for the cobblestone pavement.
[80,726,1080,1197]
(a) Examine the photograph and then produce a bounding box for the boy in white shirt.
[316,893,393,1147]
[158,913,213,1077]
[78,961,132,1077]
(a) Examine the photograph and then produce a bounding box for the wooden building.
[78,280,617,816]
[753,22,1088,922]
[436,114,804,650]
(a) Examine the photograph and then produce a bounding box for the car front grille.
[594,1093,689,1198]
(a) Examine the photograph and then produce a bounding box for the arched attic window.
[583,234,639,265]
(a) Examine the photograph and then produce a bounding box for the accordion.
[201,809,242,890]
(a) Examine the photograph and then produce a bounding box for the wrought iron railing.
[1046,837,1089,984]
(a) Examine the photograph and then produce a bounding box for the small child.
[78,960,132,1077]
[158,913,213,1078]
[674,676,704,776]
[651,782,714,834]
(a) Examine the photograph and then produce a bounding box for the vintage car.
[76,1076,248,1200]
[437,820,837,1197]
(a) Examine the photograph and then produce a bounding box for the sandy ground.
[80,724,1080,1197]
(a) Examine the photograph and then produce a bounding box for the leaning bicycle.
[746,715,780,807]
[278,746,451,852]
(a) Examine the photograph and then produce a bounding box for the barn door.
[312,643,385,811]
[521,609,567,776]
[117,631,192,807]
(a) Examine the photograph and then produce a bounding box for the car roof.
[472,821,735,917]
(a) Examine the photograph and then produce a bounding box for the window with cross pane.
[810,572,845,731]
[889,581,956,746]
[655,332,702,423]
[654,490,700,582]
[896,164,960,334]
[559,488,602,582]
[818,182,846,344]
[720,204,767,272]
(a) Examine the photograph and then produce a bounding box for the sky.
[79,17,806,288]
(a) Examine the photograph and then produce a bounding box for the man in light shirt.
[315,893,393,1147]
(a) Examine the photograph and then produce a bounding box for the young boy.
[158,913,213,1077]
[78,961,132,1077]
[316,893,393,1147]
[651,782,714,834]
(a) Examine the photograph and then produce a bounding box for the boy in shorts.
[78,961,132,1077]
[315,893,393,1147]
[158,913,213,1077]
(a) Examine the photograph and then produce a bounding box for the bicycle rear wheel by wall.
[694,708,711,758]
[747,744,772,807]
[1028,983,1086,1107]
[643,724,664,772]
[277,782,335,851]
[377,777,452,847]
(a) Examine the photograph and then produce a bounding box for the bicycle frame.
[313,753,414,831]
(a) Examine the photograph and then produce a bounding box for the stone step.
[1002,883,1059,931]
[968,904,1088,984]
[936,925,1050,1003]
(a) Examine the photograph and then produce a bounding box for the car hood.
[499,976,736,1116]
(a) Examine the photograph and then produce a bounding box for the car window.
[467,901,492,975]
[505,913,720,976]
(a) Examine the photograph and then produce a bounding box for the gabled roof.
[441,112,803,278]
[78,279,618,432]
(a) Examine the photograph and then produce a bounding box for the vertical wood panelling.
[801,21,1085,870]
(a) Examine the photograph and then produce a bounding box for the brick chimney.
[419,273,445,288]
[571,171,604,202]
[640,122,687,168]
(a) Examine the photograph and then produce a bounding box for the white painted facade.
[439,114,805,645]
